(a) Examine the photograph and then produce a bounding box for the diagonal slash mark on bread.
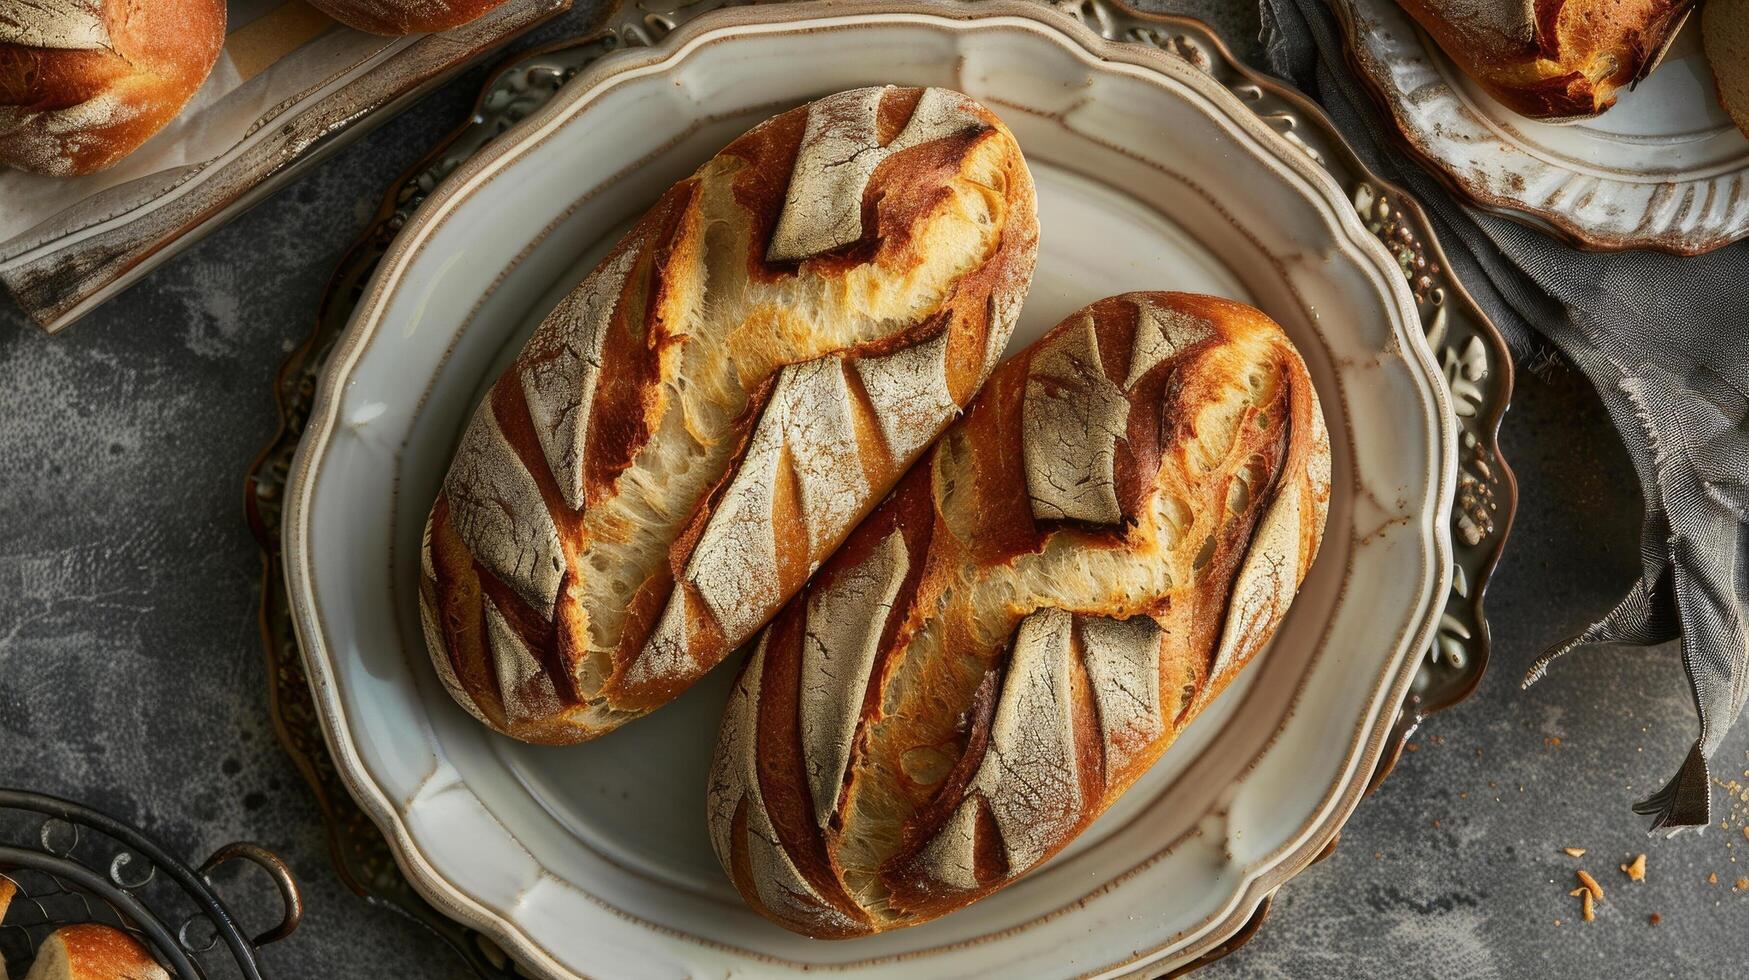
[420,86,1039,743]
[708,292,1332,936]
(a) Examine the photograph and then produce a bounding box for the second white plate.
[1336,0,1749,254]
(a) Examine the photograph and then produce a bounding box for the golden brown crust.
[1397,0,1693,119]
[1704,0,1749,138]
[0,0,226,175]
[422,87,1038,744]
[306,0,509,35]
[25,923,168,980]
[708,293,1331,937]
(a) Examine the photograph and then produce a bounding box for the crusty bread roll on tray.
[22,924,168,980]
[1395,0,1694,119]
[707,291,1331,937]
[0,0,226,175]
[420,86,1039,744]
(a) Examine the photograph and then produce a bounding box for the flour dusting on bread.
[709,293,1330,936]
[420,86,1038,742]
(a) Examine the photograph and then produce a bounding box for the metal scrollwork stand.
[0,790,300,979]
[245,2,1516,976]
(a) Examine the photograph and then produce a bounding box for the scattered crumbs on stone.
[1374,852,1382,860]
[1405,742,1419,753]
[1577,870,1604,901]
[1649,912,1661,925]
[1563,847,1586,858]
[1459,791,1469,800]
[1432,819,1441,829]
[1708,872,1720,885]
[1622,854,1646,881]
[1582,890,1595,922]
[1553,919,1563,927]
[1545,736,1561,749]
[1737,878,1748,892]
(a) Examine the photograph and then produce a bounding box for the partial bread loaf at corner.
[1704,0,1749,138]
[1396,0,1692,119]
[307,0,509,34]
[0,0,226,176]
[24,924,167,980]
[420,86,1039,744]
[707,292,1330,937]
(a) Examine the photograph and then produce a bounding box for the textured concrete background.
[1,2,1745,977]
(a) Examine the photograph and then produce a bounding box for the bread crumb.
[1577,869,1604,901]
[1563,847,1586,857]
[1649,912,1661,925]
[1582,890,1595,921]
[1622,854,1646,881]
[1708,872,1719,885]
[1737,878,1748,891]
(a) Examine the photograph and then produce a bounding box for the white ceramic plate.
[282,3,1457,976]
[1335,0,1749,254]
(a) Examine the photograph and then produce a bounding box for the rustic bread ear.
[0,0,226,176]
[708,292,1331,937]
[24,924,168,980]
[1394,0,1693,119]
[421,86,1038,743]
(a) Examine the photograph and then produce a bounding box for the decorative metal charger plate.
[1333,0,1749,255]
[248,2,1516,976]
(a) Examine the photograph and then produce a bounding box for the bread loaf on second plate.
[707,292,1330,937]
[1396,0,1692,119]
[421,86,1038,743]
[0,0,227,175]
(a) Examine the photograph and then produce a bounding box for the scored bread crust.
[24,923,169,980]
[0,0,227,175]
[420,86,1038,744]
[1396,0,1692,119]
[707,292,1331,938]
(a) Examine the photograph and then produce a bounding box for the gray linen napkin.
[1258,0,1749,830]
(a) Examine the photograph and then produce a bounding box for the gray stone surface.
[1,2,1744,978]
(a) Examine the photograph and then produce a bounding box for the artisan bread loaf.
[420,86,1038,744]
[1704,0,1749,137]
[24,924,167,980]
[0,0,226,175]
[307,0,509,34]
[707,292,1330,937]
[1396,0,1692,119]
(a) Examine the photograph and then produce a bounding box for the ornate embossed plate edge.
[245,2,1516,976]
